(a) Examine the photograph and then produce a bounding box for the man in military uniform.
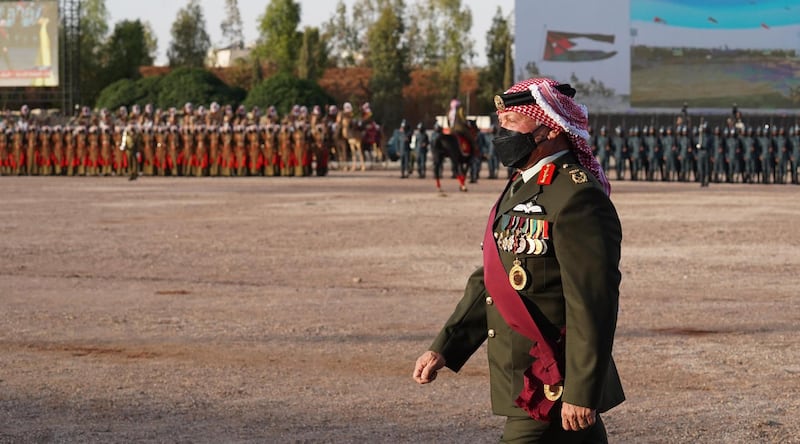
[610,126,627,180]
[775,126,789,184]
[412,122,430,179]
[626,126,644,180]
[481,123,500,179]
[395,120,412,178]
[643,125,661,181]
[660,126,678,181]
[695,121,711,187]
[414,78,623,443]
[741,126,757,184]
[121,124,140,181]
[677,125,694,182]
[592,126,610,177]
[0,128,9,175]
[723,126,741,183]
[757,125,775,184]
[789,125,799,185]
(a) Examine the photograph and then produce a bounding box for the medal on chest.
[508,258,528,290]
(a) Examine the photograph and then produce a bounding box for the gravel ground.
[1,169,798,443]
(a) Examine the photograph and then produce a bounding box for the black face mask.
[492,125,545,169]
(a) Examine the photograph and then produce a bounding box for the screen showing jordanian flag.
[0,0,60,87]
[515,0,800,111]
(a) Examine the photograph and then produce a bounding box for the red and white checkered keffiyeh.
[498,78,610,195]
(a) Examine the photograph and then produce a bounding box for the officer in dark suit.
[414,77,623,443]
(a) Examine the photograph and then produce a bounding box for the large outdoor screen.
[0,0,59,87]
[515,0,800,112]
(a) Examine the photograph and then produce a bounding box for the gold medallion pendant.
[543,383,563,401]
[508,258,528,290]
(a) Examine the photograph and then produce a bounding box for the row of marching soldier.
[591,115,800,185]
[0,101,385,178]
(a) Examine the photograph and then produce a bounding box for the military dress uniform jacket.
[429,151,624,418]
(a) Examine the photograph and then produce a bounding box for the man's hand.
[561,402,596,432]
[412,351,446,384]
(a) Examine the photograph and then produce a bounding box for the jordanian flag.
[544,31,617,62]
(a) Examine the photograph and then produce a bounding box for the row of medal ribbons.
[494,214,550,255]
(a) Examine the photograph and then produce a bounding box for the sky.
[106,0,514,66]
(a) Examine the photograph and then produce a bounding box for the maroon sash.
[483,196,564,421]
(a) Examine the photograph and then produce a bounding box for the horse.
[361,120,386,169]
[431,128,478,192]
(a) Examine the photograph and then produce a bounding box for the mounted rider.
[361,102,382,164]
[447,98,475,157]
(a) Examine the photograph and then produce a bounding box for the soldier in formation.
[3,104,798,185]
[589,115,799,186]
[0,102,391,178]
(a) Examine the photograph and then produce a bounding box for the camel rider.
[448,98,474,156]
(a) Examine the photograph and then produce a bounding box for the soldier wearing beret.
[414,77,624,443]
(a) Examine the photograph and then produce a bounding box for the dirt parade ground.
[1,168,799,443]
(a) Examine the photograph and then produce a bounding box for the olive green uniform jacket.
[429,152,625,417]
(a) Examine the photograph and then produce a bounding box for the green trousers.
[500,414,607,444]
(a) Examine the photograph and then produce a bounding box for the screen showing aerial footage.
[0,0,59,87]
[515,0,800,111]
[632,0,800,109]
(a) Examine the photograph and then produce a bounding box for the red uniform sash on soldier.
[482,175,564,422]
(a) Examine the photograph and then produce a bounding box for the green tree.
[101,20,154,86]
[156,67,245,108]
[421,6,441,68]
[95,75,163,111]
[78,0,109,106]
[349,0,386,64]
[321,1,359,67]
[221,0,245,49]
[296,27,328,81]
[404,0,473,106]
[367,1,410,129]
[167,0,211,68]
[95,78,141,111]
[321,0,385,67]
[141,21,159,61]
[476,7,513,113]
[244,72,333,115]
[434,0,474,102]
[254,0,302,74]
